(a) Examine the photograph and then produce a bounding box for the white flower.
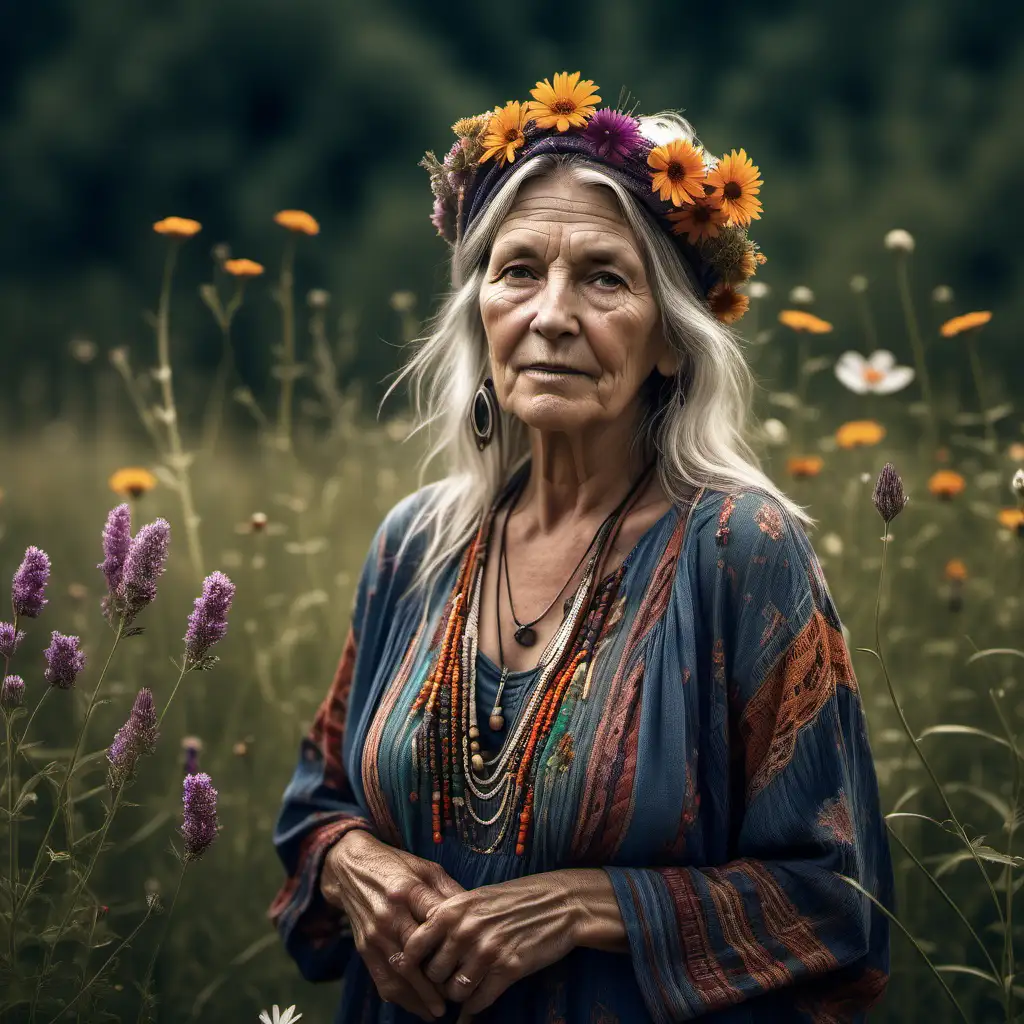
[259,1006,302,1024]
[1012,469,1024,499]
[834,350,915,395]
[931,285,954,304]
[788,285,815,305]
[884,229,915,252]
[760,418,789,445]
[745,281,770,299]
[848,275,868,294]
[820,532,844,557]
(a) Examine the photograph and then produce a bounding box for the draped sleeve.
[603,490,894,1022]
[268,488,432,982]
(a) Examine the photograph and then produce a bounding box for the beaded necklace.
[405,460,656,855]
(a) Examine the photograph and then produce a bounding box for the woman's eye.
[500,264,534,281]
[594,272,625,288]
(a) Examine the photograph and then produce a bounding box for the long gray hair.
[382,110,812,601]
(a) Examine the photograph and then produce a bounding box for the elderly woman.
[270,73,893,1024]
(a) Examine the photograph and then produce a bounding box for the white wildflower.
[259,1006,303,1024]
[834,350,915,395]
[788,285,814,305]
[884,229,915,252]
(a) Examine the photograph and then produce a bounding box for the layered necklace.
[405,459,656,855]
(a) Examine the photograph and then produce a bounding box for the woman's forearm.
[554,868,630,954]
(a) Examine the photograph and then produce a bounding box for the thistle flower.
[43,631,86,689]
[181,772,219,862]
[12,546,51,618]
[115,519,171,625]
[183,571,236,670]
[0,622,26,659]
[107,687,159,787]
[1,674,25,711]
[873,463,908,524]
[430,196,452,238]
[98,503,132,594]
[582,109,644,165]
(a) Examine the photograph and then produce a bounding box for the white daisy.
[834,350,914,395]
[259,1006,303,1024]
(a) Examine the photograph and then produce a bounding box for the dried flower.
[884,229,915,252]
[582,109,643,165]
[12,547,51,618]
[429,196,451,238]
[835,351,915,395]
[184,571,236,670]
[928,471,966,499]
[44,632,86,689]
[224,259,265,278]
[940,311,993,338]
[153,217,202,239]
[181,772,219,862]
[528,72,601,132]
[704,149,763,226]
[107,687,159,787]
[778,310,833,334]
[274,210,320,236]
[836,420,886,449]
[648,139,708,207]
[707,283,749,324]
[109,468,157,499]
[873,463,908,523]
[98,504,133,596]
[1,674,25,711]
[0,622,26,659]
[115,520,170,625]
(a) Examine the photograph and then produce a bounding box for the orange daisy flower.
[928,470,966,499]
[153,217,201,239]
[667,198,729,243]
[704,149,763,227]
[944,559,968,582]
[997,508,1024,533]
[778,310,834,334]
[109,467,158,499]
[223,258,265,278]
[528,72,601,132]
[940,311,992,338]
[648,139,708,207]
[787,456,825,478]
[479,101,535,167]
[274,210,320,235]
[836,420,886,449]
[707,283,750,324]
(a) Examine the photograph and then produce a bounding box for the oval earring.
[471,377,499,450]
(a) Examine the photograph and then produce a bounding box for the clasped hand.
[322,830,579,1021]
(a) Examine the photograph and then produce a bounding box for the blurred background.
[1,2,1023,1022]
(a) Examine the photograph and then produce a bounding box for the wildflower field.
[1,216,1022,1024]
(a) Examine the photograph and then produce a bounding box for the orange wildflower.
[704,149,763,227]
[707,283,750,324]
[778,310,833,334]
[836,420,886,449]
[479,101,534,167]
[528,72,601,132]
[928,470,966,499]
[944,559,968,582]
[274,210,320,235]
[940,311,992,338]
[648,139,708,207]
[998,508,1024,529]
[109,467,157,499]
[1008,442,1024,461]
[223,258,265,278]
[153,217,201,239]
[787,456,824,478]
[666,198,729,244]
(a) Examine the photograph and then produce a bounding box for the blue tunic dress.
[269,481,894,1023]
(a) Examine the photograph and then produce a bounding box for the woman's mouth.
[523,365,586,376]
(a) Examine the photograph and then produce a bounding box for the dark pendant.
[471,387,493,447]
[514,625,536,647]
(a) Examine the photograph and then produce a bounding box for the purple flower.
[98,504,133,595]
[184,571,235,669]
[0,622,25,659]
[107,687,159,787]
[181,772,219,862]
[43,631,86,689]
[582,109,644,165]
[873,463,908,524]
[430,196,452,238]
[181,735,203,775]
[12,546,51,619]
[1,674,25,711]
[115,519,170,625]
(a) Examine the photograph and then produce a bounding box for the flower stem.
[200,282,245,459]
[137,862,187,1024]
[991,687,1019,1022]
[275,236,297,452]
[158,661,190,730]
[895,253,937,450]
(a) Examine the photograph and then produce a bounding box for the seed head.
[873,463,908,524]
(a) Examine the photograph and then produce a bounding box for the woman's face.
[479,173,678,436]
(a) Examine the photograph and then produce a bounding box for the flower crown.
[420,72,766,324]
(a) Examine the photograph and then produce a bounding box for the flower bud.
[872,463,908,523]
[884,229,915,253]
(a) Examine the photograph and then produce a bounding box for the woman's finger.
[365,950,442,1021]
[376,943,447,1020]
[443,965,483,1004]
[460,964,514,1017]
[422,932,464,986]
[401,913,449,968]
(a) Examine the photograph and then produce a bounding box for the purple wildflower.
[107,687,159,787]
[98,503,133,594]
[183,571,235,669]
[181,772,219,862]
[430,196,452,238]
[12,546,51,619]
[582,109,644,165]
[43,631,86,689]
[115,519,170,625]
[1,674,25,711]
[181,735,203,775]
[0,622,25,659]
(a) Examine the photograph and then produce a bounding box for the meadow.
[0,214,1022,1023]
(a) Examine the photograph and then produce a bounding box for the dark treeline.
[0,0,1020,409]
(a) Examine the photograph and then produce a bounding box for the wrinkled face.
[479,173,677,435]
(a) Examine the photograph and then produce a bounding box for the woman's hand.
[320,829,466,1021]
[395,872,582,1016]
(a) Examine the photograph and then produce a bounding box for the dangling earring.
[471,377,499,450]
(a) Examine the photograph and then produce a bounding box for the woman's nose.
[529,272,579,339]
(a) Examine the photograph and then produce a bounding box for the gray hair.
[382,110,813,601]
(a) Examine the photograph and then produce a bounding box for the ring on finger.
[454,973,473,986]
[387,950,404,967]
